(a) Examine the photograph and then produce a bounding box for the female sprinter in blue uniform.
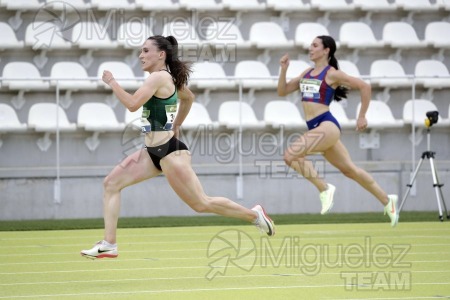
[81,35,274,259]
[278,35,398,227]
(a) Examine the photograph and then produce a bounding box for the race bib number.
[300,79,322,99]
[164,104,177,130]
[141,109,151,133]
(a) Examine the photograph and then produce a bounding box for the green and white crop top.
[141,89,178,132]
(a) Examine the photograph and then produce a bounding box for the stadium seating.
[124,106,143,130]
[356,100,404,149]
[221,0,265,11]
[134,0,180,11]
[265,0,310,12]
[181,102,219,131]
[204,21,252,49]
[369,59,413,101]
[0,103,27,148]
[295,23,330,49]
[339,22,385,50]
[249,22,295,50]
[382,22,428,61]
[77,102,126,151]
[218,101,265,130]
[310,0,355,11]
[2,62,50,109]
[234,60,277,90]
[0,22,24,50]
[281,60,311,80]
[162,20,202,48]
[264,100,306,130]
[352,0,398,12]
[402,99,445,128]
[329,101,356,130]
[97,62,142,91]
[424,22,450,61]
[27,103,77,151]
[179,0,224,11]
[190,62,236,90]
[90,0,136,10]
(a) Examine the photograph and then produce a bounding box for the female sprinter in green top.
[81,35,275,259]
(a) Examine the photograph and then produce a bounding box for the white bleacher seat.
[50,62,97,108]
[402,99,445,128]
[414,60,450,89]
[182,102,219,131]
[4,0,42,10]
[117,21,153,49]
[2,62,50,109]
[264,100,306,130]
[356,100,403,149]
[339,60,361,78]
[295,23,330,49]
[222,0,265,11]
[50,0,91,10]
[234,60,277,89]
[329,101,356,129]
[0,103,27,132]
[0,103,27,147]
[266,0,310,11]
[2,62,49,91]
[124,106,143,130]
[339,22,384,49]
[28,103,77,132]
[91,0,136,10]
[71,22,116,49]
[249,22,295,49]
[425,22,450,61]
[356,101,404,129]
[28,103,77,151]
[77,103,126,151]
[0,22,24,50]
[353,0,398,12]
[310,0,355,11]
[382,22,428,49]
[425,22,450,47]
[25,21,72,50]
[369,60,412,88]
[190,62,235,90]
[204,21,252,49]
[162,20,202,47]
[396,0,440,11]
[283,60,311,80]
[179,0,223,11]
[97,62,141,90]
[135,0,180,11]
[218,101,265,130]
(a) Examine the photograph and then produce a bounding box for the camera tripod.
[398,127,449,221]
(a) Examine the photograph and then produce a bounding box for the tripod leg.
[399,158,425,213]
[428,157,444,221]
[429,157,449,220]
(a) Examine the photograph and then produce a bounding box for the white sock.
[103,240,117,247]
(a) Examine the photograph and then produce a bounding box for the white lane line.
[1,270,450,287]
[0,282,448,299]
[1,259,450,275]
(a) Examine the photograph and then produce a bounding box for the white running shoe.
[252,205,275,236]
[320,183,336,215]
[384,195,399,227]
[81,240,118,259]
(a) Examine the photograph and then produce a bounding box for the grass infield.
[0,211,444,231]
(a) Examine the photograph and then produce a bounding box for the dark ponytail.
[147,35,192,90]
[317,35,348,101]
